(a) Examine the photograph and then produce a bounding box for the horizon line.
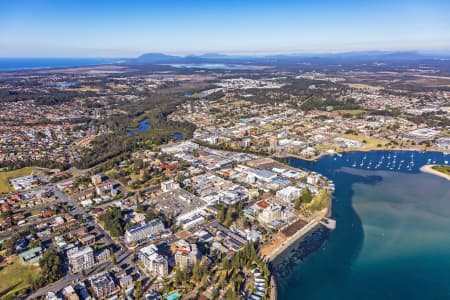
[2,49,450,59]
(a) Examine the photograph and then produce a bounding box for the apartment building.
[138,244,169,278]
[124,219,165,245]
[67,246,95,273]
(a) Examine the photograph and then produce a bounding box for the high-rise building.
[138,244,169,278]
[174,240,199,271]
[258,202,285,224]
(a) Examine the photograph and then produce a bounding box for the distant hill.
[128,51,450,65]
[135,53,182,63]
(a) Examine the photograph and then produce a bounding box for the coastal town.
[0,55,449,300]
[1,63,449,171]
[0,139,334,300]
[3,1,450,299]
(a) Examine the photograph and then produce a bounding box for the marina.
[277,150,450,300]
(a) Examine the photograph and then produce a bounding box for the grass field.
[338,109,367,116]
[0,256,40,299]
[432,165,450,176]
[0,167,35,194]
[346,83,383,90]
[342,134,389,148]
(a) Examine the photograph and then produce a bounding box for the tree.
[3,233,21,255]
[98,207,125,237]
[218,205,226,224]
[136,203,145,213]
[192,261,201,282]
[39,248,64,284]
[301,189,312,203]
[134,281,143,300]
[224,206,234,226]
[294,197,302,210]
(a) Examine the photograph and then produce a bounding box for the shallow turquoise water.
[277,151,450,300]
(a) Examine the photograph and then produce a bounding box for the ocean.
[0,58,119,71]
[276,151,450,300]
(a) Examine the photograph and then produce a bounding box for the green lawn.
[432,165,450,176]
[341,134,388,149]
[0,256,40,299]
[338,109,367,116]
[0,167,35,194]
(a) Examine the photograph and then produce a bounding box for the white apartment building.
[276,186,302,202]
[139,244,169,278]
[67,246,95,273]
[125,219,165,245]
[258,203,285,224]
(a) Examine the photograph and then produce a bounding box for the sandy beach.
[420,165,450,181]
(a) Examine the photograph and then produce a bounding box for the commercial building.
[10,175,39,191]
[161,180,180,192]
[19,246,43,263]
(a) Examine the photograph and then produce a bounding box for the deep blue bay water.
[0,58,117,71]
[277,150,450,300]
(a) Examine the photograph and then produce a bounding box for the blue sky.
[1,0,449,57]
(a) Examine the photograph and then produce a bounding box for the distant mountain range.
[129,51,450,65]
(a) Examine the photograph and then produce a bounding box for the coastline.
[268,149,445,299]
[276,146,445,163]
[267,220,323,300]
[266,220,322,262]
[0,58,119,72]
[420,165,450,181]
[265,164,334,262]
[266,159,334,299]
[272,150,450,299]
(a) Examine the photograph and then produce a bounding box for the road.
[26,181,144,298]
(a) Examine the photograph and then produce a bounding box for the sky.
[0,0,450,57]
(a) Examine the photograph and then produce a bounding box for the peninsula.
[420,164,450,181]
